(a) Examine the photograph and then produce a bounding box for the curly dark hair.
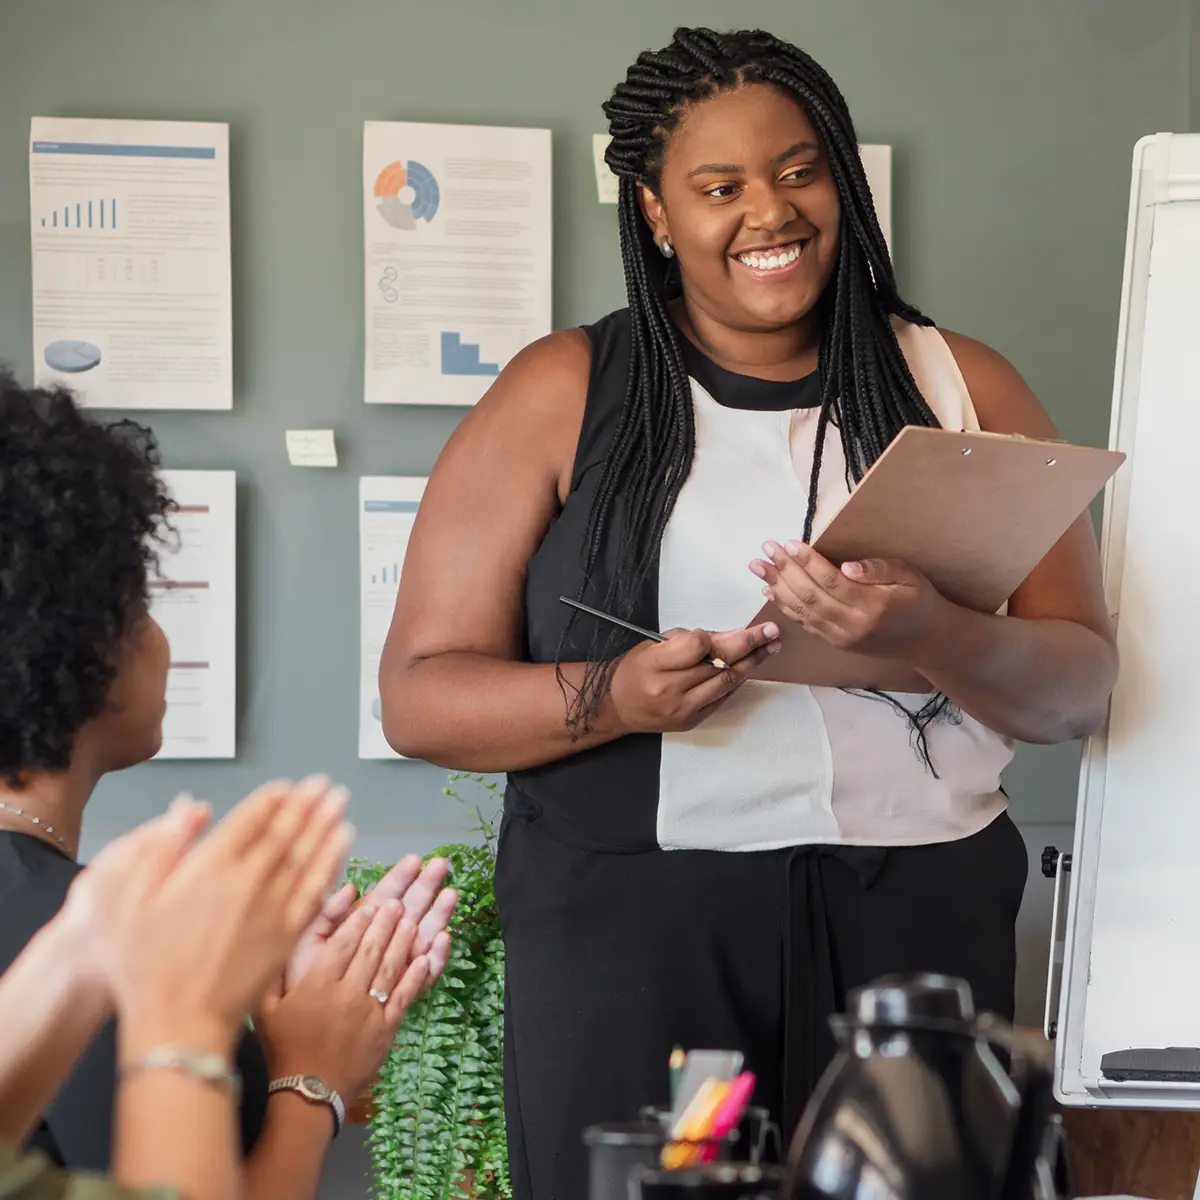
[0,368,174,785]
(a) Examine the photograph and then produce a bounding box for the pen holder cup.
[629,1163,786,1200]
[584,1121,668,1200]
[638,1105,780,1166]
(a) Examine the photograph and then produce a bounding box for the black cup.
[584,1120,665,1200]
[630,1163,786,1200]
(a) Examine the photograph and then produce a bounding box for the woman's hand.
[286,855,455,991]
[256,901,440,1103]
[58,796,216,1001]
[750,540,948,660]
[609,622,780,734]
[95,776,353,1053]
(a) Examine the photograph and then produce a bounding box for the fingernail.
[324,786,350,815]
[762,622,780,640]
[762,541,780,558]
[785,540,805,557]
[749,561,766,579]
[768,642,783,655]
[763,586,774,599]
[169,792,193,812]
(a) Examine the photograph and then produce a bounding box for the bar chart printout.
[149,470,237,758]
[29,116,232,409]
[359,476,427,759]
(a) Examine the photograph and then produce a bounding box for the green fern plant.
[347,773,509,1200]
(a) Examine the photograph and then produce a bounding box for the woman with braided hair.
[381,27,1116,1198]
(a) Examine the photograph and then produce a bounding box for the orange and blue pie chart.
[374,159,440,229]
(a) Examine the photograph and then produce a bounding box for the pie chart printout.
[374,159,440,230]
[44,339,102,373]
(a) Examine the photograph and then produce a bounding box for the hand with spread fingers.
[750,539,947,661]
[286,854,456,992]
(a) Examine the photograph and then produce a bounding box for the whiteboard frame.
[1054,131,1200,1108]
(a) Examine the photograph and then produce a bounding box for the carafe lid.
[847,973,975,1031]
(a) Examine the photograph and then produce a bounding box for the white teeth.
[738,243,803,271]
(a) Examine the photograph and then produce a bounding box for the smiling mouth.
[733,239,809,272]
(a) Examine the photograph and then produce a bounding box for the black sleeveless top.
[507,309,820,852]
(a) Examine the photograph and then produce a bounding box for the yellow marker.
[661,1078,731,1170]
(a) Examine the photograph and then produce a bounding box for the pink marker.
[700,1071,757,1163]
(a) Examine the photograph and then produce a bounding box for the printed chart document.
[359,476,426,758]
[151,471,237,758]
[363,121,552,406]
[29,117,232,409]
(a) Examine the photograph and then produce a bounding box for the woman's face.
[641,83,842,335]
[94,611,171,772]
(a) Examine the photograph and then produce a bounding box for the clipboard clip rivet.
[1046,458,1057,467]
[961,447,972,456]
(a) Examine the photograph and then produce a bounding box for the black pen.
[558,596,728,670]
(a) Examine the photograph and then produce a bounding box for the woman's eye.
[705,183,738,199]
[782,166,815,184]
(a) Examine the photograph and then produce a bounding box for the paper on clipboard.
[752,426,1125,689]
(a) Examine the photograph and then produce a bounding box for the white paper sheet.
[151,471,237,759]
[593,133,620,204]
[363,121,552,406]
[359,476,426,759]
[858,143,893,252]
[29,117,232,410]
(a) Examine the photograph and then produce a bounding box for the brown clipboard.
[750,426,1126,690]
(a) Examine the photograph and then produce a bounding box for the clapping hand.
[258,857,458,1104]
[61,776,353,1049]
[286,854,457,992]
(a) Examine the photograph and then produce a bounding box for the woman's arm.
[0,917,111,1145]
[906,331,1117,742]
[382,330,782,770]
[378,330,617,771]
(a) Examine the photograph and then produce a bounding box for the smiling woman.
[378,27,1116,1200]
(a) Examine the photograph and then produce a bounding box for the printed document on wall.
[858,144,892,252]
[29,117,232,409]
[151,471,237,759]
[363,121,552,406]
[360,476,426,758]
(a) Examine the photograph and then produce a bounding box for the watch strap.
[268,1074,345,1137]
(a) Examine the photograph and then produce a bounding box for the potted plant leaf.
[347,773,509,1200]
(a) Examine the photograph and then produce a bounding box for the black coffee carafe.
[783,974,1072,1200]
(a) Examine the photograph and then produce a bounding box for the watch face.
[301,1076,331,1101]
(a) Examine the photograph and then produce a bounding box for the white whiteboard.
[1055,132,1200,1107]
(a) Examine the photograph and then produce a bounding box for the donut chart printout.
[362,120,552,406]
[29,116,232,410]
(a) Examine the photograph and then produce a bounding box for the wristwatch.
[268,1074,345,1137]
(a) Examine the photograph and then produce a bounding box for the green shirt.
[0,1146,178,1200]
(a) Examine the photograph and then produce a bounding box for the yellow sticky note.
[286,429,337,468]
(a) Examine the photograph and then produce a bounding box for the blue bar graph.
[39,198,117,230]
[370,563,402,585]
